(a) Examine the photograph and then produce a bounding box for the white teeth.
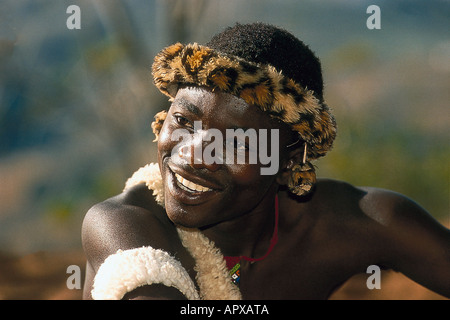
[175,173,212,192]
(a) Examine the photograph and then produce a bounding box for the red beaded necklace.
[224,195,279,285]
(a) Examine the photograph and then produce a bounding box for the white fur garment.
[91,246,200,300]
[92,163,242,300]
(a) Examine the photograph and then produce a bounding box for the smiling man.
[82,23,450,300]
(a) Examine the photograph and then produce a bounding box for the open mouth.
[175,172,213,193]
[166,163,223,205]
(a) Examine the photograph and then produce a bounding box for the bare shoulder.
[357,184,447,232]
[81,183,177,271]
[356,184,450,256]
[312,178,445,229]
[358,184,450,296]
[82,183,196,300]
[303,178,449,256]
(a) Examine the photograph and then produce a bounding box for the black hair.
[206,22,324,99]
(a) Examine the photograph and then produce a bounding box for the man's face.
[157,86,290,228]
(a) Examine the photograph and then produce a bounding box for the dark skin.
[82,87,450,300]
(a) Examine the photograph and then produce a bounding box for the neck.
[200,184,278,259]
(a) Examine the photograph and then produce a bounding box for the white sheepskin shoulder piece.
[91,246,200,300]
[113,163,243,300]
[177,227,242,300]
[124,163,164,206]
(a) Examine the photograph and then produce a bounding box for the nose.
[178,136,221,172]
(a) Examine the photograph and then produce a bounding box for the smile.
[175,172,213,193]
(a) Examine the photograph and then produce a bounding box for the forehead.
[172,86,275,129]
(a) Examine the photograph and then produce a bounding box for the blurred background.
[0,0,448,299]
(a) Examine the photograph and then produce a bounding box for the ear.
[276,145,303,186]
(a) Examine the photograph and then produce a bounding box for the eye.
[173,114,193,129]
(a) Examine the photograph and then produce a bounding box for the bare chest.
[235,230,372,299]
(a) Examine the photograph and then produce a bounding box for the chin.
[164,199,214,229]
[160,163,226,228]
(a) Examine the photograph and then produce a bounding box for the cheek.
[157,119,171,147]
[157,120,178,160]
[228,164,275,190]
